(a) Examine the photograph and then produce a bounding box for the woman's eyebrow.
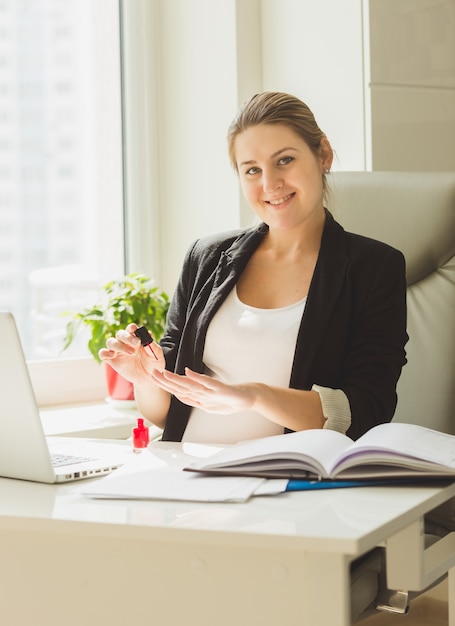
[271,146,298,159]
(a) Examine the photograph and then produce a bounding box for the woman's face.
[234,123,332,232]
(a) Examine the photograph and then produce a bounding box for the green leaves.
[62,273,170,363]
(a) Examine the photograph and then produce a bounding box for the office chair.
[329,171,455,622]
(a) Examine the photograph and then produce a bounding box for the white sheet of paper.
[81,444,287,503]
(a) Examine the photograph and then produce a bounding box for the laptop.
[0,311,131,483]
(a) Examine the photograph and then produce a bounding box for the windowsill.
[40,402,163,441]
[29,357,107,407]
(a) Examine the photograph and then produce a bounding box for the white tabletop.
[1,459,454,558]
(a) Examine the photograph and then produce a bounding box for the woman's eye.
[278,156,293,166]
[245,166,260,176]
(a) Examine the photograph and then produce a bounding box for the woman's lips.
[266,192,295,207]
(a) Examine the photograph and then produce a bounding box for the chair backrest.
[330,171,455,434]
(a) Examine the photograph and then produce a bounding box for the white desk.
[1,464,455,626]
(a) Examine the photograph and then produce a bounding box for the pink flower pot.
[104,363,134,401]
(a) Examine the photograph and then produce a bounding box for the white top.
[182,287,306,444]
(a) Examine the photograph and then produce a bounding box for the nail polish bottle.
[134,325,158,359]
[132,418,150,453]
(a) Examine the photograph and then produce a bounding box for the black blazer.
[160,211,408,442]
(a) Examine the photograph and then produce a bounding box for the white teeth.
[268,194,291,206]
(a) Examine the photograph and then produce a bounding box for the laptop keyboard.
[51,453,97,468]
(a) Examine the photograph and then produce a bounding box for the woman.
[100,92,408,443]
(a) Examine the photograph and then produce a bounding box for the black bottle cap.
[134,326,153,347]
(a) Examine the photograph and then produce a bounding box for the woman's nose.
[262,170,283,193]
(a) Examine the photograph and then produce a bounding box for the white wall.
[369,0,455,171]
[157,0,241,291]
[122,0,250,294]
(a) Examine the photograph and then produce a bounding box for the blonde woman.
[100,92,408,445]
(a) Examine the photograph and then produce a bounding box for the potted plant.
[62,273,169,402]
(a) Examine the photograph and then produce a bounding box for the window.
[0,0,124,366]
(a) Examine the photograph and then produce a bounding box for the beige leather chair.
[329,171,455,622]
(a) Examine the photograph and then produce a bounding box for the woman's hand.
[150,367,326,432]
[98,323,166,385]
[150,367,257,414]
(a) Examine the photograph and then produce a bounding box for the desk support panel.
[0,522,352,626]
[386,518,455,592]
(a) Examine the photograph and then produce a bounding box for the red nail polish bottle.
[132,418,150,452]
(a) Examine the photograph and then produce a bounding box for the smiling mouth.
[266,193,294,206]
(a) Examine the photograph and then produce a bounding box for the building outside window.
[0,0,124,360]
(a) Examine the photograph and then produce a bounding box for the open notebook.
[0,311,130,483]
